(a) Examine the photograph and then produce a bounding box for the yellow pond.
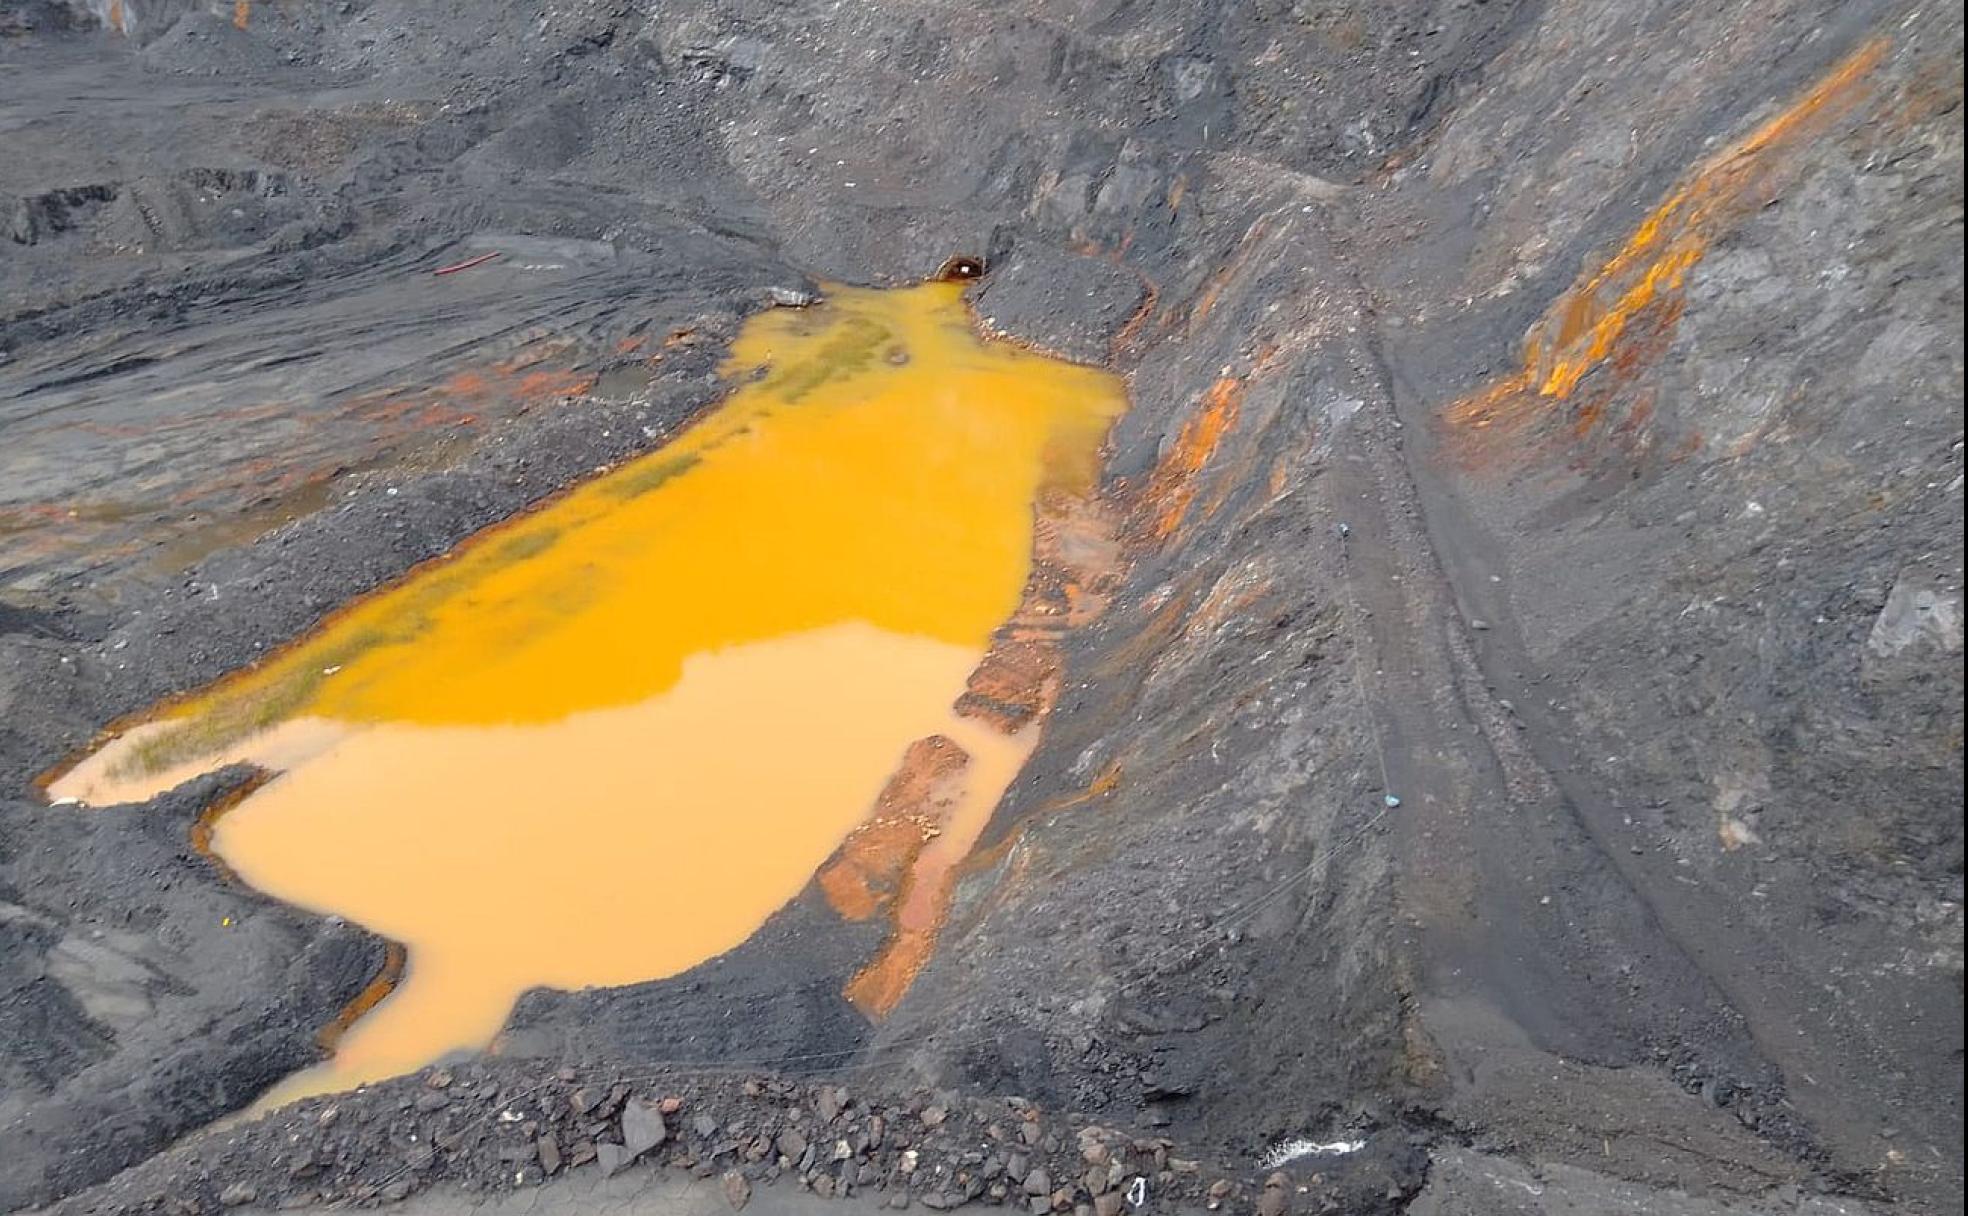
[50,281,1127,1104]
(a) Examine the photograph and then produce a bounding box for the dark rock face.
[1,0,1960,1213]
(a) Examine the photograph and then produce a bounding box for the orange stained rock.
[817,812,941,924]
[953,635,1063,733]
[1448,41,1889,458]
[818,735,975,922]
[1145,376,1243,538]
[513,368,596,399]
[1027,492,1128,628]
[1450,37,1888,449]
[1441,371,1536,433]
[48,281,1127,1104]
[840,716,1038,1016]
[233,1,250,30]
[825,485,1130,1016]
[1085,758,1123,799]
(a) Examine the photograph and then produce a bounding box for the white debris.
[767,285,819,308]
[1259,1138,1367,1170]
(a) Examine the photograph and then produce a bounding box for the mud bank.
[2,1,1961,1214]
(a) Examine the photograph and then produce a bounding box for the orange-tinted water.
[49,281,1127,1104]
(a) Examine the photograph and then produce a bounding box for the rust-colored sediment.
[837,722,1030,1015]
[953,637,1061,734]
[842,925,931,1016]
[834,487,1138,1016]
[1141,376,1244,539]
[818,816,940,923]
[186,771,274,886]
[1109,274,1163,360]
[1446,38,1887,458]
[835,362,1255,1016]
[817,736,973,922]
[834,259,1281,1015]
[317,943,408,1051]
[945,495,1117,736]
[1165,174,1189,215]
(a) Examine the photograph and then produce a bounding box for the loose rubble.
[44,1054,1438,1216]
[51,1062,1377,1216]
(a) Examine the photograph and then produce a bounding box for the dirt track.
[2,1,1962,1214]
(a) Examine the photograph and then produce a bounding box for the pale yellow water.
[49,281,1127,1104]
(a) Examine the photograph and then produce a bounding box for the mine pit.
[2,5,1959,1213]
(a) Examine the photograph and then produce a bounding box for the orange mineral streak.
[319,943,408,1050]
[1143,376,1243,538]
[1452,38,1887,440]
[830,485,1132,1015]
[1529,38,1885,400]
[184,771,273,887]
[48,282,1127,1103]
[1441,371,1536,433]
